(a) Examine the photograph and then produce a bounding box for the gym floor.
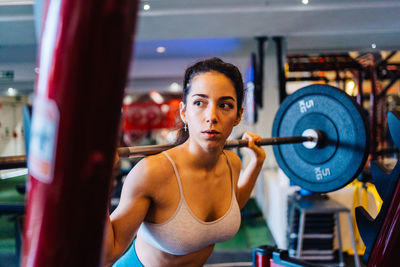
[0,174,25,267]
[0,175,365,267]
[0,175,275,267]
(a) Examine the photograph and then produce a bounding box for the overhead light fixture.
[345,80,357,97]
[156,46,166,53]
[149,90,164,104]
[161,104,170,113]
[7,87,18,96]
[168,82,182,92]
[302,0,309,5]
[0,0,34,6]
[371,43,377,49]
[123,95,134,105]
[143,4,150,11]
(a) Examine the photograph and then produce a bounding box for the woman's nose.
[205,105,217,124]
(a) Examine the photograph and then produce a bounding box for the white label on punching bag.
[28,97,59,184]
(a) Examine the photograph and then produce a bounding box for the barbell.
[117,84,369,193]
[1,136,316,169]
[0,85,368,193]
[117,135,318,158]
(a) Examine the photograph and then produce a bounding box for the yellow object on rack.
[349,180,383,254]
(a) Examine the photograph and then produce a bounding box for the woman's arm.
[236,132,266,209]
[103,158,155,266]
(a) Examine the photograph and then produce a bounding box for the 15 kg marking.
[299,100,314,113]
[314,167,331,181]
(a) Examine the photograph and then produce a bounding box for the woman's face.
[180,71,243,150]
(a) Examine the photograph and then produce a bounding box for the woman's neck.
[180,140,224,171]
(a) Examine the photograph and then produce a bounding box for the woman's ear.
[179,101,186,124]
[234,108,244,126]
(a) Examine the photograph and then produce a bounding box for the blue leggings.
[113,239,144,267]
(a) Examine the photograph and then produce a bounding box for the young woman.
[104,58,266,266]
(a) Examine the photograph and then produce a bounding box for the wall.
[232,39,290,248]
[0,96,28,157]
[126,56,251,94]
[0,62,36,95]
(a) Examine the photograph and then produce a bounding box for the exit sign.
[0,71,14,81]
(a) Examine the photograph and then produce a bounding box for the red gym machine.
[21,0,139,266]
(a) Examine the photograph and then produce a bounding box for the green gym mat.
[215,198,275,251]
[0,174,26,203]
[0,176,275,254]
[0,174,26,254]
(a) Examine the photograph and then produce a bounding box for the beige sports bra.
[137,151,241,255]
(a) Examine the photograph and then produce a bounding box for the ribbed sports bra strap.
[163,150,234,194]
[222,150,234,192]
[162,151,184,195]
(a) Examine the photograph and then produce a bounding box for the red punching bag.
[22,0,139,266]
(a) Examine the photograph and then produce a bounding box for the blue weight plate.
[272,84,369,192]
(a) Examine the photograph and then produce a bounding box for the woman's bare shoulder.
[145,152,175,179]
[123,152,174,192]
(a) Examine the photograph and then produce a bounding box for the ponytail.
[174,127,189,145]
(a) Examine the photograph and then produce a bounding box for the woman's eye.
[220,103,234,109]
[193,100,204,107]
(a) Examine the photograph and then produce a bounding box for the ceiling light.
[7,87,18,96]
[371,43,377,49]
[302,0,309,5]
[0,0,34,6]
[123,95,134,105]
[143,4,150,11]
[161,104,170,113]
[168,82,182,92]
[149,90,164,104]
[156,46,166,53]
[345,80,357,96]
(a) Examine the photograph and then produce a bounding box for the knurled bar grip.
[0,136,314,167]
[0,155,27,170]
[117,136,314,158]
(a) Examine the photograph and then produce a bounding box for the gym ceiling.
[1,0,400,61]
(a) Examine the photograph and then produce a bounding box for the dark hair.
[175,57,245,145]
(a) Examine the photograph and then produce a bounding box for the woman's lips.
[202,130,220,139]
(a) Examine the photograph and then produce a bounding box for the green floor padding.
[0,177,275,255]
[0,239,14,253]
[0,175,26,203]
[215,223,249,250]
[215,198,275,251]
[0,175,26,254]
[0,214,17,253]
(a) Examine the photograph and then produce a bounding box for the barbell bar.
[116,133,319,158]
[0,155,27,170]
[0,135,317,169]
[0,133,318,170]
